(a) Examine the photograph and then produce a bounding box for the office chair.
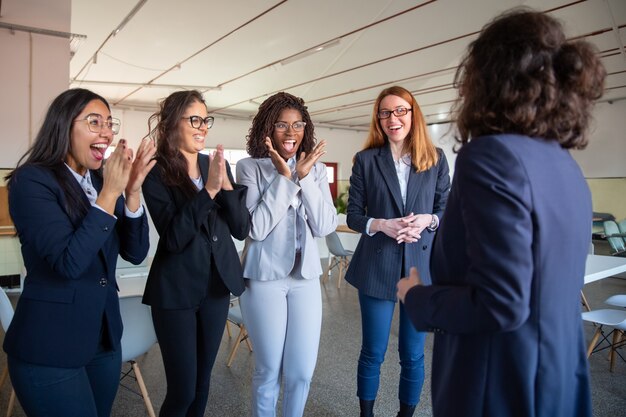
[225,298,252,367]
[322,232,353,288]
[605,294,626,308]
[0,289,17,417]
[603,220,626,257]
[119,295,158,417]
[582,308,626,372]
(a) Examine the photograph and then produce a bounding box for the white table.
[584,254,626,284]
[117,272,149,298]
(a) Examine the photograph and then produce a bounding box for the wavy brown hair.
[362,86,438,172]
[453,8,606,148]
[246,92,316,159]
[148,90,206,198]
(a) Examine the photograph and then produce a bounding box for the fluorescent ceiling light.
[280,39,340,66]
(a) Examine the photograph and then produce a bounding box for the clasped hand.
[375,213,432,244]
[205,144,233,198]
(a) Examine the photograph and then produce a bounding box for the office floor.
[0,241,625,416]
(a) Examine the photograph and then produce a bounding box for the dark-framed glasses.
[182,115,214,129]
[274,121,306,132]
[76,114,121,134]
[377,107,412,119]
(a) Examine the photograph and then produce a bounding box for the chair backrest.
[326,232,350,257]
[604,220,626,253]
[119,295,157,362]
[618,218,626,234]
[0,289,14,332]
[228,304,244,326]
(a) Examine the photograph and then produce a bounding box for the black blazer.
[345,144,450,300]
[142,154,250,309]
[4,165,149,368]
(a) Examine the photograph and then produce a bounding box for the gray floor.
[1,241,625,416]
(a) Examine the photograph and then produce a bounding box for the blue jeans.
[357,292,425,406]
[8,345,121,417]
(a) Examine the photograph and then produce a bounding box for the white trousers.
[240,276,322,417]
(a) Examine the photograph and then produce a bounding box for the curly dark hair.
[148,90,206,198]
[453,8,606,149]
[246,92,316,158]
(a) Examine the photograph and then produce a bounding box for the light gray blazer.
[236,157,338,281]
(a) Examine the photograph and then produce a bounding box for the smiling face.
[378,94,413,146]
[66,99,114,176]
[272,108,304,161]
[178,100,209,158]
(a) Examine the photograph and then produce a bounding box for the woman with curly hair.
[397,9,606,417]
[141,90,250,417]
[236,92,337,417]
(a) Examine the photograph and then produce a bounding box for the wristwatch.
[428,215,437,230]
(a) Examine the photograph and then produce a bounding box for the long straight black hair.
[6,88,112,225]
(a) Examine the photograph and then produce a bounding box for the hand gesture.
[98,139,133,214]
[296,139,326,179]
[372,213,418,241]
[396,213,433,244]
[205,145,226,198]
[125,137,157,211]
[397,267,422,303]
[265,137,291,178]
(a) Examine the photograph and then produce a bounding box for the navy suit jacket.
[345,144,450,300]
[142,154,250,309]
[4,165,149,368]
[405,134,592,417]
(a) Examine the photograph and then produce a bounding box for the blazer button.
[212,236,218,242]
[99,277,108,287]
[422,245,428,250]
[103,226,109,232]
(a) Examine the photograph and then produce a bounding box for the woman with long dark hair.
[398,9,606,417]
[236,92,337,417]
[345,85,450,417]
[141,90,250,417]
[4,88,155,417]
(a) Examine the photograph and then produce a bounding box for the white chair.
[0,289,17,416]
[322,232,353,288]
[225,298,252,367]
[582,308,626,372]
[119,295,157,417]
[605,294,626,308]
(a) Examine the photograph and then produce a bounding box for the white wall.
[0,0,71,168]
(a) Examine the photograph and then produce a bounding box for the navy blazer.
[4,165,149,368]
[345,144,450,300]
[405,134,592,417]
[142,154,250,309]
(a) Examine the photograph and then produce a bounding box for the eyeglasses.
[273,121,306,132]
[377,107,412,119]
[182,115,214,129]
[75,114,121,134]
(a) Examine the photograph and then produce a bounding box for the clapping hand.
[98,139,134,214]
[206,144,232,198]
[125,137,157,212]
[296,139,326,179]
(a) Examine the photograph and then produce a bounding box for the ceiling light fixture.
[279,39,341,66]
[112,0,147,36]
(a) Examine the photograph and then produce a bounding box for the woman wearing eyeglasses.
[345,86,450,417]
[4,88,155,417]
[236,92,337,417]
[141,90,250,417]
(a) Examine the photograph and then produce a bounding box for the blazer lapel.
[405,165,424,213]
[89,170,111,273]
[197,154,212,233]
[375,145,404,214]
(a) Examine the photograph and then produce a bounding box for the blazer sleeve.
[346,151,370,233]
[404,138,534,334]
[432,149,451,220]
[8,166,118,280]
[236,158,300,242]
[214,162,251,240]
[142,166,217,253]
[299,162,337,237]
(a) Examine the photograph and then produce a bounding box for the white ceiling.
[69,0,626,131]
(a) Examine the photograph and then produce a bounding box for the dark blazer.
[405,134,592,417]
[345,144,450,300]
[141,154,250,309]
[4,165,149,368]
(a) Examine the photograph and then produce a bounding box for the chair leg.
[587,326,603,358]
[225,320,232,338]
[131,361,156,417]
[7,389,16,417]
[322,256,333,284]
[610,330,624,372]
[227,328,245,367]
[243,328,253,352]
[580,290,591,312]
